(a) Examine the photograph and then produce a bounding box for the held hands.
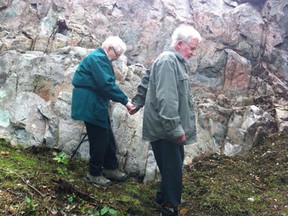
[125,101,134,112]
[125,101,140,115]
[128,105,140,115]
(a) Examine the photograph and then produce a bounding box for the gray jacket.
[132,47,197,145]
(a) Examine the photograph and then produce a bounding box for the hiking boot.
[154,194,186,207]
[160,207,179,216]
[103,169,127,181]
[84,173,112,187]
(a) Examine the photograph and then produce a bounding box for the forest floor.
[0,133,287,216]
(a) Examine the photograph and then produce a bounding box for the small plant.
[67,194,76,203]
[53,151,69,164]
[24,196,38,212]
[86,206,125,216]
[56,166,68,175]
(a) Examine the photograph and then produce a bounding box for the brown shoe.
[84,173,112,187]
[103,169,127,181]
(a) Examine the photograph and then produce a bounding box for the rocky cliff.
[0,0,287,182]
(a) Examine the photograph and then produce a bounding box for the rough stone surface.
[0,0,287,182]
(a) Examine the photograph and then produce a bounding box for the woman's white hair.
[102,36,127,55]
[170,24,202,46]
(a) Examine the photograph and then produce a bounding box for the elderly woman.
[71,36,133,187]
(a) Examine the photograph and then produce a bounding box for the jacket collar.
[167,47,186,62]
[96,47,114,69]
[98,47,106,55]
[98,47,111,62]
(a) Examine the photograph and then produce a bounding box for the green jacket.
[71,48,128,128]
[132,48,197,144]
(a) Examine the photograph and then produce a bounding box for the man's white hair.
[102,36,127,55]
[170,24,202,46]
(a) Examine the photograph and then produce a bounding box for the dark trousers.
[151,139,184,208]
[84,121,118,176]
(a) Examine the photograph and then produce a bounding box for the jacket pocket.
[178,73,189,96]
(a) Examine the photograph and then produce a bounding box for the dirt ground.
[0,133,287,216]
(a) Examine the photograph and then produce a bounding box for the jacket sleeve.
[132,69,150,108]
[88,56,128,105]
[155,57,185,140]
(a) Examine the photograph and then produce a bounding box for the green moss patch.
[0,134,287,215]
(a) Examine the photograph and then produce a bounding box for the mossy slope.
[0,134,287,216]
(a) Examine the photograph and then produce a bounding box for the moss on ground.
[0,133,287,216]
[182,133,288,216]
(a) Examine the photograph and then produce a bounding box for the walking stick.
[70,133,88,160]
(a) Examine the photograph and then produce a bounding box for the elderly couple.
[71,24,202,216]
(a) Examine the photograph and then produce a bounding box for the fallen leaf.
[179,206,188,215]
[1,151,10,156]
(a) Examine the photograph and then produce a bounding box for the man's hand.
[178,134,186,142]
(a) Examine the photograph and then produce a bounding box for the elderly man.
[130,25,202,216]
[71,36,133,187]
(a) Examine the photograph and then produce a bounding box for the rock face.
[0,0,287,181]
